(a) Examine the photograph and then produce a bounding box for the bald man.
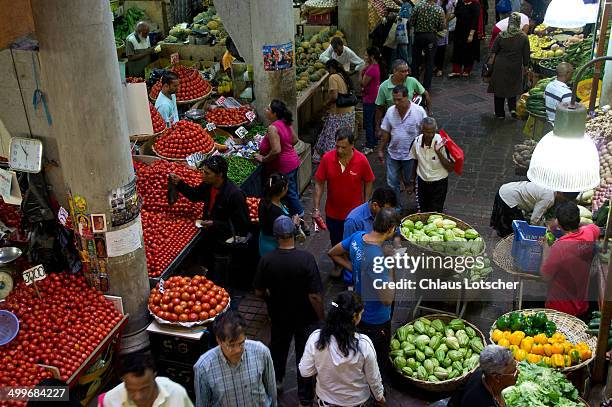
[544,62,574,124]
[125,21,154,78]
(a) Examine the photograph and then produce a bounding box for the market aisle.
[240,65,540,406]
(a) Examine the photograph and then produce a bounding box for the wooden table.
[492,235,544,309]
[297,73,329,129]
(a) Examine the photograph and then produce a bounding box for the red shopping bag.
[439,129,464,176]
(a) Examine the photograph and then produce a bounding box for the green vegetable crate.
[390,314,487,392]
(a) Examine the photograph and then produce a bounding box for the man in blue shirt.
[328,208,399,370]
[155,72,180,126]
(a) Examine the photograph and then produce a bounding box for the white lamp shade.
[583,3,599,24]
[544,0,589,28]
[527,131,600,192]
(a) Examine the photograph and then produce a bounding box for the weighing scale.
[0,247,22,300]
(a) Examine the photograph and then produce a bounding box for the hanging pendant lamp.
[544,0,589,28]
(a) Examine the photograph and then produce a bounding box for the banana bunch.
[528,34,555,52]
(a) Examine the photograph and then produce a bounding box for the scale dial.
[0,271,13,300]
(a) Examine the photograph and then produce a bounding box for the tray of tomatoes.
[153,120,215,160]
[205,106,253,128]
[149,65,212,104]
[148,275,231,327]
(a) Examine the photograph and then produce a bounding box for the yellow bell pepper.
[562,341,573,354]
[534,333,548,345]
[551,343,564,355]
[514,349,528,362]
[503,331,513,340]
[552,332,566,343]
[578,347,592,361]
[569,349,581,364]
[527,353,542,364]
[492,329,504,343]
[509,345,519,355]
[564,355,572,367]
[543,344,553,357]
[531,344,544,355]
[542,356,551,367]
[510,331,526,346]
[520,337,534,353]
[551,353,565,368]
[498,338,511,348]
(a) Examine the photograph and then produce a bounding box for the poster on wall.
[105,218,142,258]
[108,178,141,227]
[262,42,294,71]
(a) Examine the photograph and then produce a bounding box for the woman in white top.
[410,117,454,213]
[299,291,385,407]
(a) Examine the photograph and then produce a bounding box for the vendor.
[319,37,366,73]
[168,156,250,270]
[447,345,517,407]
[222,37,242,74]
[490,181,577,237]
[540,201,600,317]
[154,72,179,126]
[125,21,155,78]
[544,62,574,124]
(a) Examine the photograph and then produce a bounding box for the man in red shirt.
[313,128,375,277]
[540,201,600,317]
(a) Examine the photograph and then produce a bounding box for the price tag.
[235,126,248,139]
[58,207,69,226]
[246,111,256,122]
[186,152,205,168]
[216,96,227,106]
[170,52,180,65]
[23,265,46,286]
[206,122,217,132]
[158,278,165,294]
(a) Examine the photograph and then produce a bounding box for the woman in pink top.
[361,47,382,155]
[255,100,305,218]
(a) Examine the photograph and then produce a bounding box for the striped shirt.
[194,340,277,407]
[545,79,572,123]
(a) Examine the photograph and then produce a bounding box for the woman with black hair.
[313,59,356,163]
[258,173,292,256]
[299,291,385,407]
[255,100,305,222]
[361,46,383,154]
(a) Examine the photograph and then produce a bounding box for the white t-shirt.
[299,329,384,406]
[499,181,555,225]
[545,79,572,123]
[381,104,427,161]
[126,32,151,53]
[103,377,193,407]
[409,133,452,182]
[155,92,179,125]
[319,45,366,72]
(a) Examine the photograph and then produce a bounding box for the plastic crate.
[511,220,546,274]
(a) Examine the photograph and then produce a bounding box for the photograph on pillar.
[263,42,294,71]
[108,177,142,227]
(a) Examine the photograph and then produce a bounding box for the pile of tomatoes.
[0,197,21,229]
[149,65,212,102]
[126,77,145,83]
[154,120,214,159]
[0,273,123,386]
[134,160,204,277]
[246,197,260,223]
[205,106,252,127]
[149,275,230,323]
[149,103,166,134]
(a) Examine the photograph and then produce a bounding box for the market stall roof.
[0,0,34,50]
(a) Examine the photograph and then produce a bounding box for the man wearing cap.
[254,216,324,407]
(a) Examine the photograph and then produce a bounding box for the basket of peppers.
[489,309,596,372]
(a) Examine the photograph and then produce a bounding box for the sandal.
[300,219,311,236]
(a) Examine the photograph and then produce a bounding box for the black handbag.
[336,92,359,107]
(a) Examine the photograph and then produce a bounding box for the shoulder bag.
[335,75,358,108]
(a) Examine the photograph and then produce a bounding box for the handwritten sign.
[216,96,226,106]
[246,111,256,122]
[58,207,69,226]
[158,278,165,294]
[235,126,248,139]
[170,52,180,65]
[23,265,46,286]
[206,122,216,132]
[186,152,205,168]
[0,169,12,200]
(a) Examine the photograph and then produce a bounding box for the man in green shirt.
[375,59,432,136]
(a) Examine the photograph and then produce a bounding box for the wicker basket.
[400,212,486,258]
[130,128,166,142]
[488,308,597,373]
[390,314,487,392]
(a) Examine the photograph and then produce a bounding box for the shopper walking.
[361,47,383,155]
[314,128,375,277]
[255,99,304,220]
[313,60,356,163]
[258,173,291,257]
[299,291,385,407]
[255,215,325,407]
[194,311,277,407]
[448,0,481,78]
[487,12,531,119]
[101,353,193,407]
[410,117,454,213]
[328,208,399,370]
[378,85,428,208]
[434,0,457,77]
[410,0,446,90]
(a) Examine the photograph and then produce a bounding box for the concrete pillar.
[30,0,150,352]
[338,0,369,57]
[601,31,612,107]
